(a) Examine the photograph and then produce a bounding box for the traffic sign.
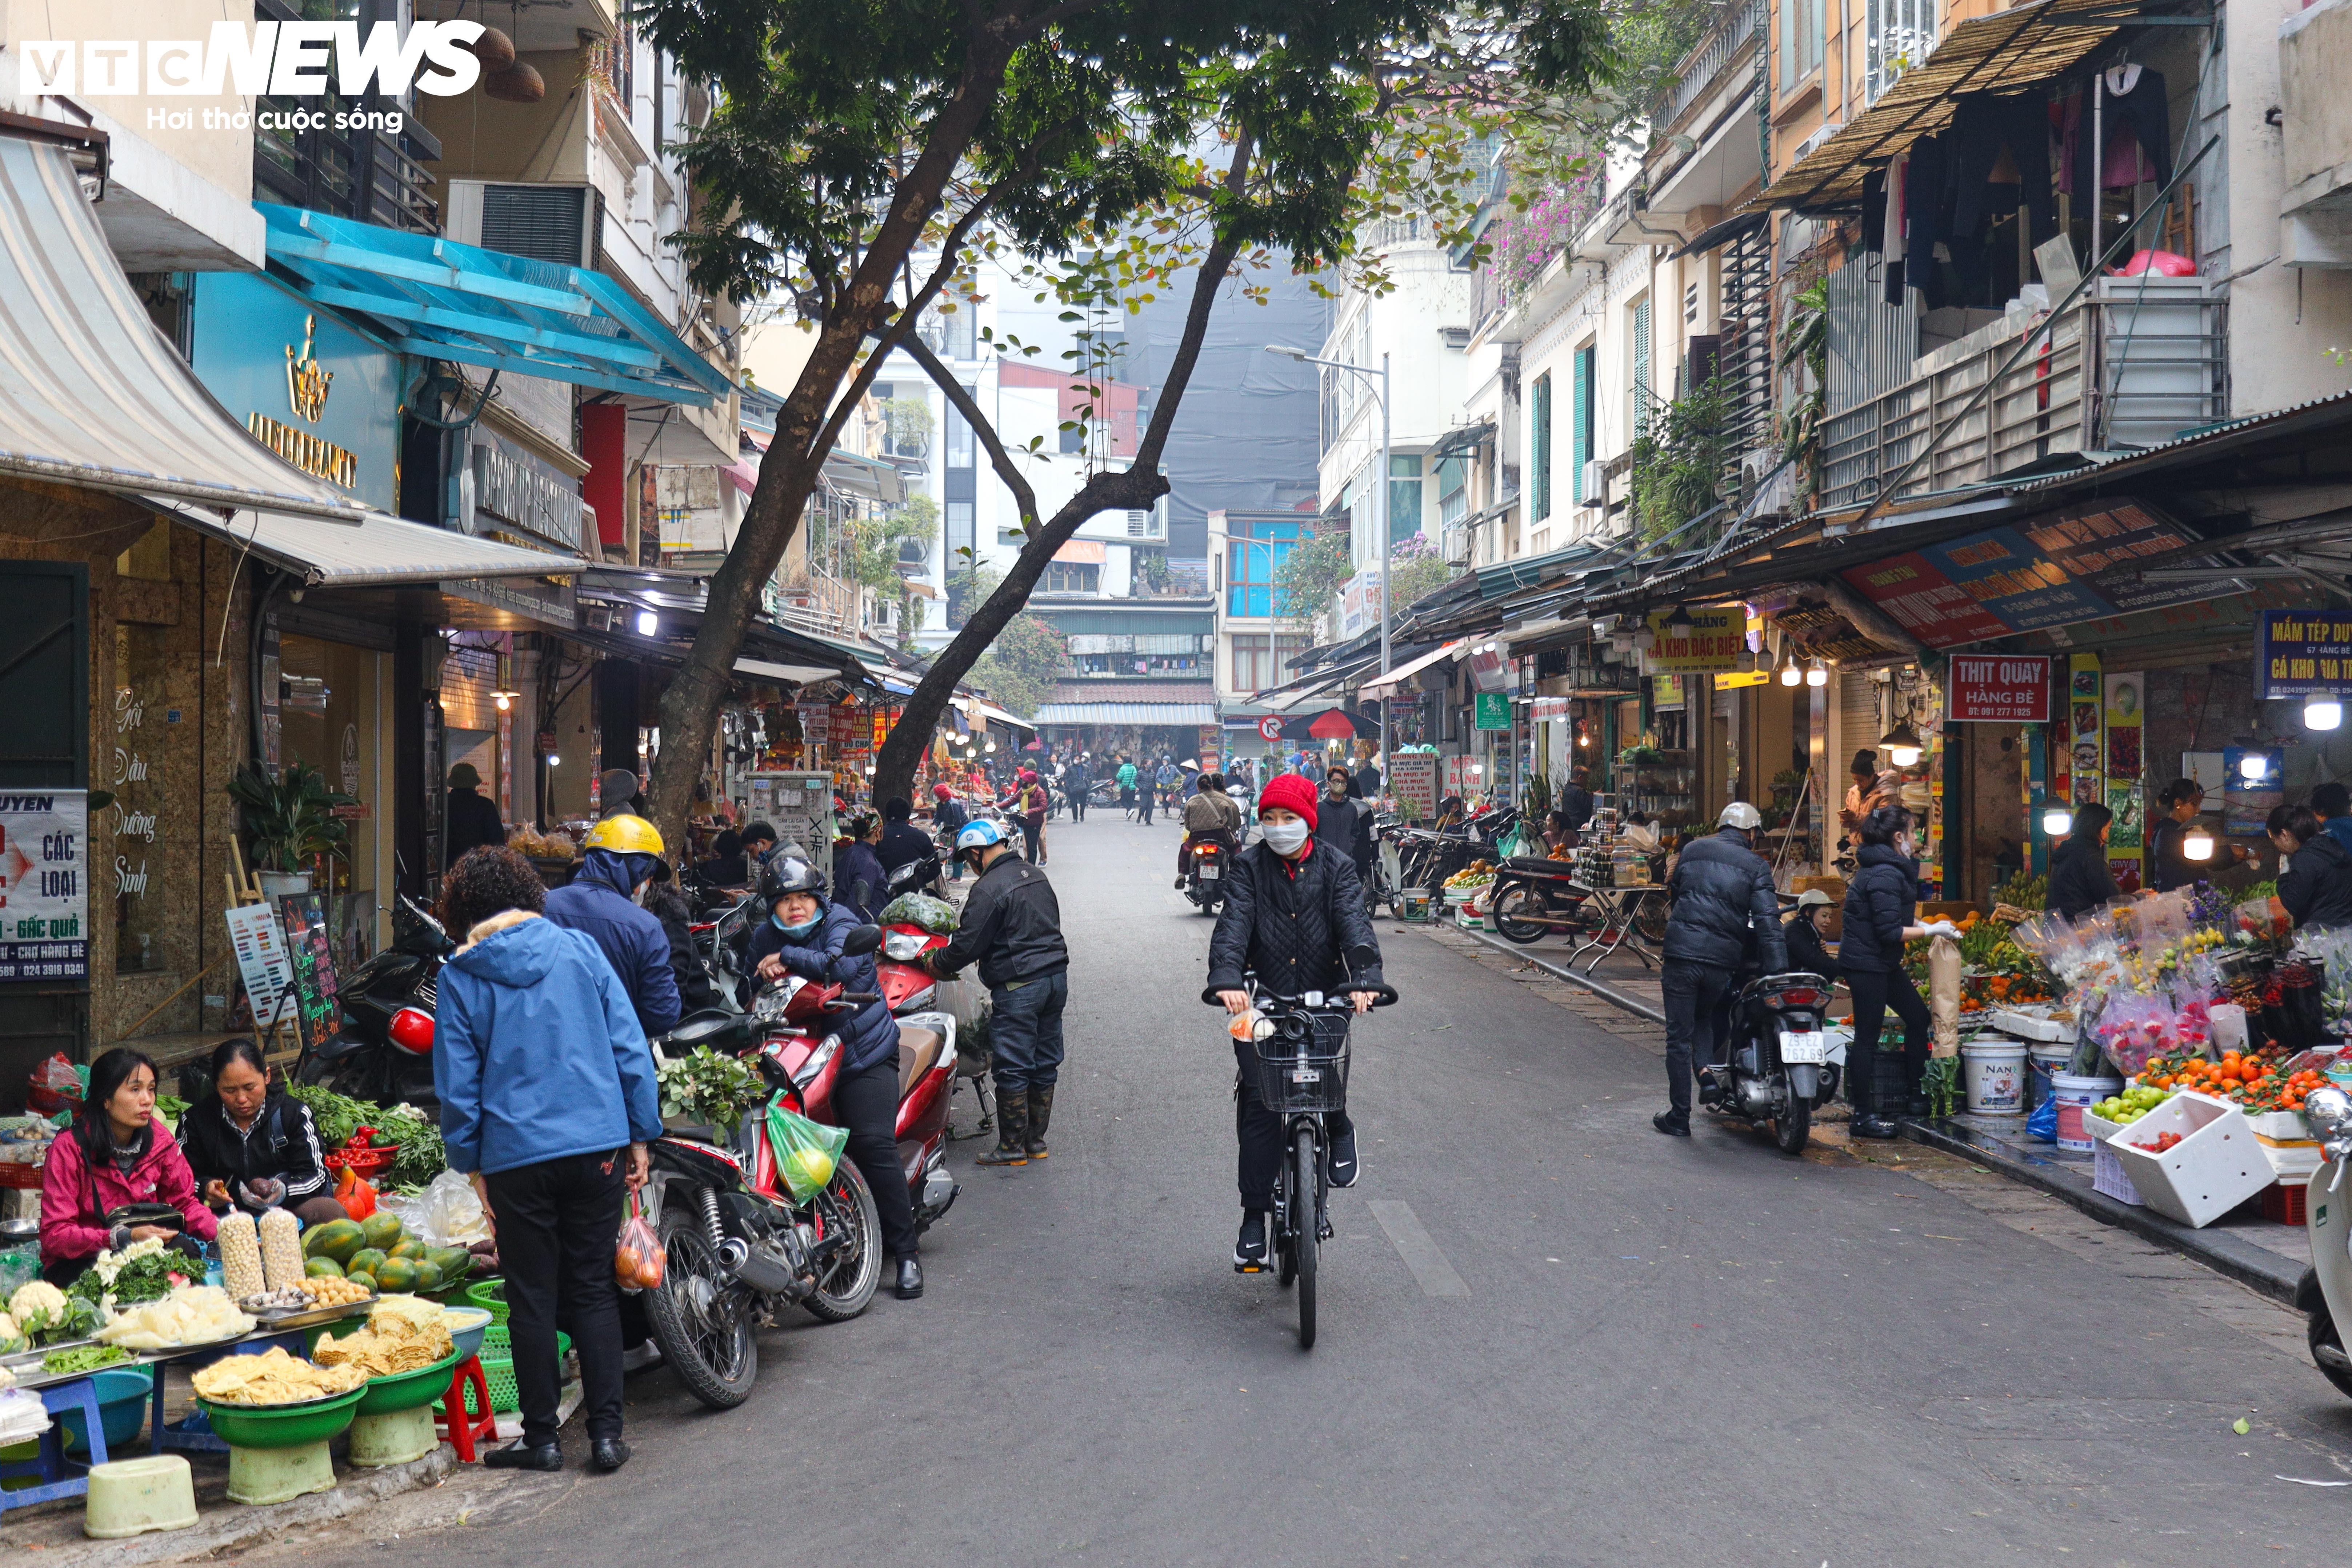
[1256,715,1284,741]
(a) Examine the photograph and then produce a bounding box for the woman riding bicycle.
[1207,773,1384,1271]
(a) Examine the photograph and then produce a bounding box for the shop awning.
[1053,539,1108,564]
[259,203,733,407]
[735,657,842,686]
[1753,0,2119,213]
[1032,701,1212,725]
[1359,640,1466,699]
[958,696,1037,734]
[138,497,584,588]
[0,137,372,521]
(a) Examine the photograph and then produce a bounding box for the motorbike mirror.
[2307,1084,2352,1137]
[841,924,883,957]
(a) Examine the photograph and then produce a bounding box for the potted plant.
[227,761,353,899]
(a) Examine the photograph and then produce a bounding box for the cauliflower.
[7,1280,67,1338]
[0,1310,21,1355]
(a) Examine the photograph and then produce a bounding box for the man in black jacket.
[1064,757,1090,823]
[1207,773,1384,1269]
[876,797,935,889]
[924,819,1069,1165]
[2048,803,2120,920]
[443,763,505,865]
[1655,802,1788,1137]
[1311,765,1372,879]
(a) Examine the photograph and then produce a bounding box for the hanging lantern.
[2042,806,2073,836]
[1879,720,1925,768]
[2182,824,2215,861]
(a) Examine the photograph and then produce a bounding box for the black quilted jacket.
[1662,827,1788,971]
[1208,841,1384,997]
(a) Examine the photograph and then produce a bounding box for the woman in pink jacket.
[39,1048,215,1284]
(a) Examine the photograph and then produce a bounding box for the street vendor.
[179,1039,346,1228]
[39,1047,216,1285]
[2148,778,2252,892]
[2048,803,2123,920]
[2271,803,2352,931]
[1839,750,1896,847]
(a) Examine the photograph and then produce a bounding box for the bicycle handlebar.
[1200,982,1399,1009]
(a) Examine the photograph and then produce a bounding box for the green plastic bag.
[765,1102,849,1202]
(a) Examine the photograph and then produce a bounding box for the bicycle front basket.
[1249,1012,1351,1113]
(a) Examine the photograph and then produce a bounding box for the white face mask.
[1261,818,1311,855]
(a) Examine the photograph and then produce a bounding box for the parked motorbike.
[1486,856,1606,945]
[1183,835,1230,914]
[884,848,943,903]
[294,892,453,1108]
[2292,1085,2352,1397]
[1699,967,1837,1155]
[876,919,996,1137]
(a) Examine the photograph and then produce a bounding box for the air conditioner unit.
[1581,459,1604,500]
[444,180,603,268]
[1125,509,1149,536]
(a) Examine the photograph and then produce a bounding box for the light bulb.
[1805,659,1827,687]
[1887,743,1921,767]
[2240,752,2270,781]
[546,752,560,768]
[1577,733,1589,748]
[635,609,659,636]
[2182,825,2214,861]
[495,692,511,711]
[2308,694,2343,731]
[1778,658,1801,687]
[2042,807,2073,836]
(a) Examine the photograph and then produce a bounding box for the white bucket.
[2026,1042,2072,1108]
[2052,1071,2123,1152]
[1960,1039,2029,1114]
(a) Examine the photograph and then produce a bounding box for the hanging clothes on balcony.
[1860,167,1888,256]
[1902,135,1953,311]
[1945,91,2059,249]
[2059,67,2171,196]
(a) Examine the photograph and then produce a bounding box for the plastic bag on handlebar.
[765,1102,849,1203]
[615,1191,663,1293]
[879,892,957,934]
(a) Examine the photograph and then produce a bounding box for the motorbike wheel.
[803,1159,883,1323]
[1771,1097,1811,1156]
[644,1203,759,1410]
[1633,894,1671,945]
[1294,1125,1319,1349]
[1489,879,1552,945]
[2308,1309,2352,1400]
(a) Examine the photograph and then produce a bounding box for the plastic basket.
[1248,1013,1350,1114]
[437,1327,569,1417]
[464,1278,508,1325]
[2261,1181,2310,1227]
[2092,1144,2145,1207]
[0,1161,41,1191]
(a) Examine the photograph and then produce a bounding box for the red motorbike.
[879,919,997,1135]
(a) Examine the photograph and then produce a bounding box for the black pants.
[1138,788,1155,824]
[1660,959,1734,1123]
[833,1054,920,1259]
[484,1151,626,1445]
[1233,1040,1352,1211]
[1848,967,1932,1113]
[1069,792,1085,822]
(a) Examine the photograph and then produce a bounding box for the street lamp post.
[1267,345,1392,792]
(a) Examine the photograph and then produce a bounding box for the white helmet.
[1718,801,1763,831]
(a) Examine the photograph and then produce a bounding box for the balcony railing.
[1821,279,2227,511]
[255,111,440,235]
[1649,0,1763,140]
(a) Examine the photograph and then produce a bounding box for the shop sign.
[443,577,576,629]
[1840,507,2223,650]
[1473,692,1511,731]
[0,790,87,981]
[1444,754,1485,797]
[1529,697,1572,721]
[191,273,400,513]
[467,434,587,555]
[1651,675,1684,709]
[2256,610,2352,698]
[1390,752,1439,819]
[1947,655,2050,722]
[1642,609,1742,672]
[1713,670,1771,689]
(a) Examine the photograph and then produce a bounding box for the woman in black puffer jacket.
[1839,807,1951,1139]
[2272,803,2352,932]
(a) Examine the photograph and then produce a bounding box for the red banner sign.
[1947,655,2051,723]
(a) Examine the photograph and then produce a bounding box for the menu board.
[275,891,342,1053]
[0,789,87,980]
[225,901,295,1032]
[1390,753,1439,820]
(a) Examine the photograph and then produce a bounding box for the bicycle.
[1206,979,1399,1348]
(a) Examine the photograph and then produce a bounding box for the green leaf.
[2233,1417,2251,1435]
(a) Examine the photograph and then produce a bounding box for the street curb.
[13,1448,459,1565]
[1462,929,1666,1025]
[1900,1116,2305,1305]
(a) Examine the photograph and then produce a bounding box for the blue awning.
[257,204,731,407]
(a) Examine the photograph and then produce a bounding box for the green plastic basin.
[351,1346,464,1417]
[197,1385,365,1450]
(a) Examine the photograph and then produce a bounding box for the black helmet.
[759,853,827,904]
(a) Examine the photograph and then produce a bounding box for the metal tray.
[245,1295,375,1332]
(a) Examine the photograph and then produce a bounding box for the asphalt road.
[281,809,2352,1565]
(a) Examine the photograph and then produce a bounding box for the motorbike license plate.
[1200,865,1220,879]
[1779,1030,1827,1065]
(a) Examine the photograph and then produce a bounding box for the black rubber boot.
[1652,1111,1690,1137]
[976,1088,1029,1166]
[1026,1085,1054,1159]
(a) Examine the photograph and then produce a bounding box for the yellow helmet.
[584,814,665,855]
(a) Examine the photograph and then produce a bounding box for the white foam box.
[2105,1090,2274,1228]
[1991,1008,2072,1042]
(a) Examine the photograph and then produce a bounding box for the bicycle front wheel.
[1293,1124,1319,1349]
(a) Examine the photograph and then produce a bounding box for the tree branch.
[902,331,1042,536]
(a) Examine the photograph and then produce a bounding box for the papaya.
[359,1212,404,1252]
[388,1237,427,1260]
[304,1256,346,1278]
[347,1248,388,1278]
[345,1269,378,1293]
[375,1257,420,1292]
[427,1247,472,1283]
[303,1219,366,1264]
[412,1260,445,1292]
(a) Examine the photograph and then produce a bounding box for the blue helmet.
[955,819,1006,853]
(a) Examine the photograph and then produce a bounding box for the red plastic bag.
[2109,248,2196,278]
[614,1193,663,1292]
[26,1053,81,1117]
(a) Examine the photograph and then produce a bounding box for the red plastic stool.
[435,1355,496,1463]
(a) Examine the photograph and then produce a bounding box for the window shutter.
[1631,297,1653,441]
[1571,348,1593,503]
[1530,374,1551,522]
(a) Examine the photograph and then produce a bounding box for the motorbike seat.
[897,1026,946,1096]
[1503,855,1576,875]
[663,1010,747,1051]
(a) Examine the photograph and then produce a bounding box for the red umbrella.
[1304,708,1372,740]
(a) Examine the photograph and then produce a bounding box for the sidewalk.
[1449,918,2315,1304]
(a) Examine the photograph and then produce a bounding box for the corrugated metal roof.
[1048,680,1215,705]
[0,138,368,520]
[140,496,584,588]
[1033,702,1216,725]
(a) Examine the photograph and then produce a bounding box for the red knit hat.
[1259,772,1319,831]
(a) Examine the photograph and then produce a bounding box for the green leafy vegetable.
[42,1343,128,1375]
[284,1084,445,1187]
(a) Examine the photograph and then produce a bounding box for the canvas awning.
[1358,640,1466,699]
[0,136,372,521]
[1753,0,2120,213]
[138,497,585,588]
[735,657,843,686]
[957,696,1037,734]
[1053,539,1108,564]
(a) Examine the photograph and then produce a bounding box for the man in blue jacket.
[543,815,681,1040]
[433,844,661,1474]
